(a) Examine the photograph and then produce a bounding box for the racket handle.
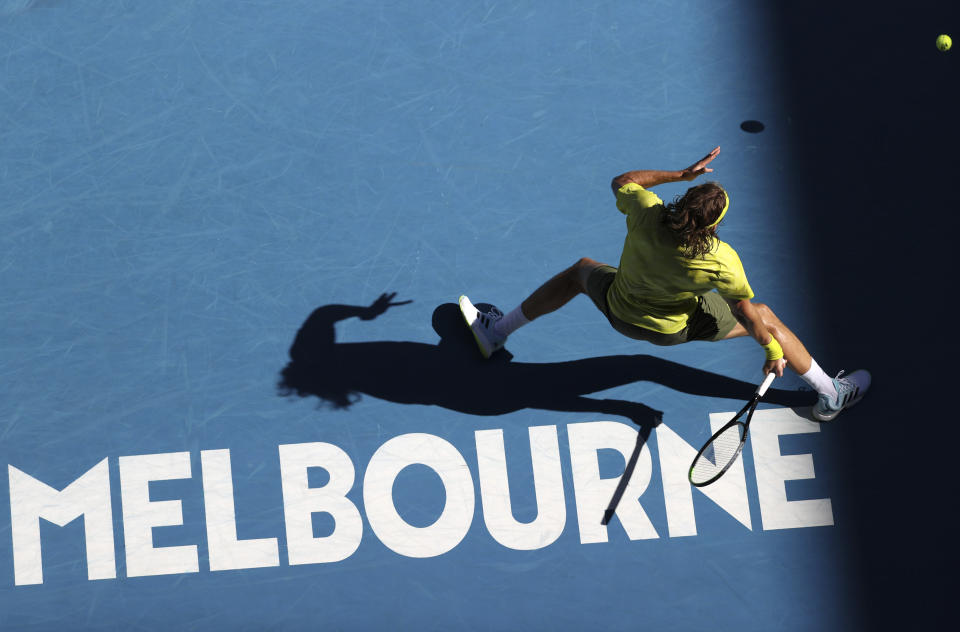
[757,371,776,397]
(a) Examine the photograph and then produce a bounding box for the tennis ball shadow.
[277,297,814,427]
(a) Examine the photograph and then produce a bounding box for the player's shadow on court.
[277,294,814,428]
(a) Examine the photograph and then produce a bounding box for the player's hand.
[679,146,720,181]
[763,357,787,378]
[359,292,412,320]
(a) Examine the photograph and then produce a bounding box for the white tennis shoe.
[812,369,871,421]
[459,295,507,358]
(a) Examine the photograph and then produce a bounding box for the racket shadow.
[601,424,652,526]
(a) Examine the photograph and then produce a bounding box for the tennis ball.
[936,34,952,51]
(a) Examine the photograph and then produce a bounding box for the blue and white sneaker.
[812,369,871,421]
[459,295,507,359]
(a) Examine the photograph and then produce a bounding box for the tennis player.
[460,146,870,421]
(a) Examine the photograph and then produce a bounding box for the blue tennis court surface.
[2,1,957,630]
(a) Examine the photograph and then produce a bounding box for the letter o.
[363,434,475,558]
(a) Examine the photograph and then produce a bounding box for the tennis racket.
[688,372,776,487]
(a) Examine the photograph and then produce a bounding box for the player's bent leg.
[757,304,874,419]
[721,302,871,421]
[461,257,607,359]
[520,257,605,321]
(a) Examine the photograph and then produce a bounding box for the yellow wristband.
[761,337,783,361]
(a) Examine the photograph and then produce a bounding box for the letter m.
[9,459,116,585]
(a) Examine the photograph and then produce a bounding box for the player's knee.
[571,258,598,291]
[574,257,597,270]
[757,302,784,326]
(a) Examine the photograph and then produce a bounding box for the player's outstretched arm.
[610,146,720,194]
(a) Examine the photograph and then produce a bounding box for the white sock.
[494,305,530,337]
[800,359,837,399]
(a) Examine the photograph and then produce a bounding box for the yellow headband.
[706,191,729,228]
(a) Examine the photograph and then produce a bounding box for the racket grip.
[757,371,776,397]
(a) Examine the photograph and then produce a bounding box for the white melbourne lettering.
[363,433,474,558]
[475,426,566,550]
[4,414,833,585]
[749,408,834,530]
[568,421,658,543]
[657,419,752,537]
[118,452,199,577]
[201,449,280,571]
[9,459,115,586]
[279,442,363,564]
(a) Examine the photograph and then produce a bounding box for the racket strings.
[690,423,745,484]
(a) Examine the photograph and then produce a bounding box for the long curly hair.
[660,182,728,258]
[278,361,360,409]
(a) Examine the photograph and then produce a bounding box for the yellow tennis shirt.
[607,183,755,334]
